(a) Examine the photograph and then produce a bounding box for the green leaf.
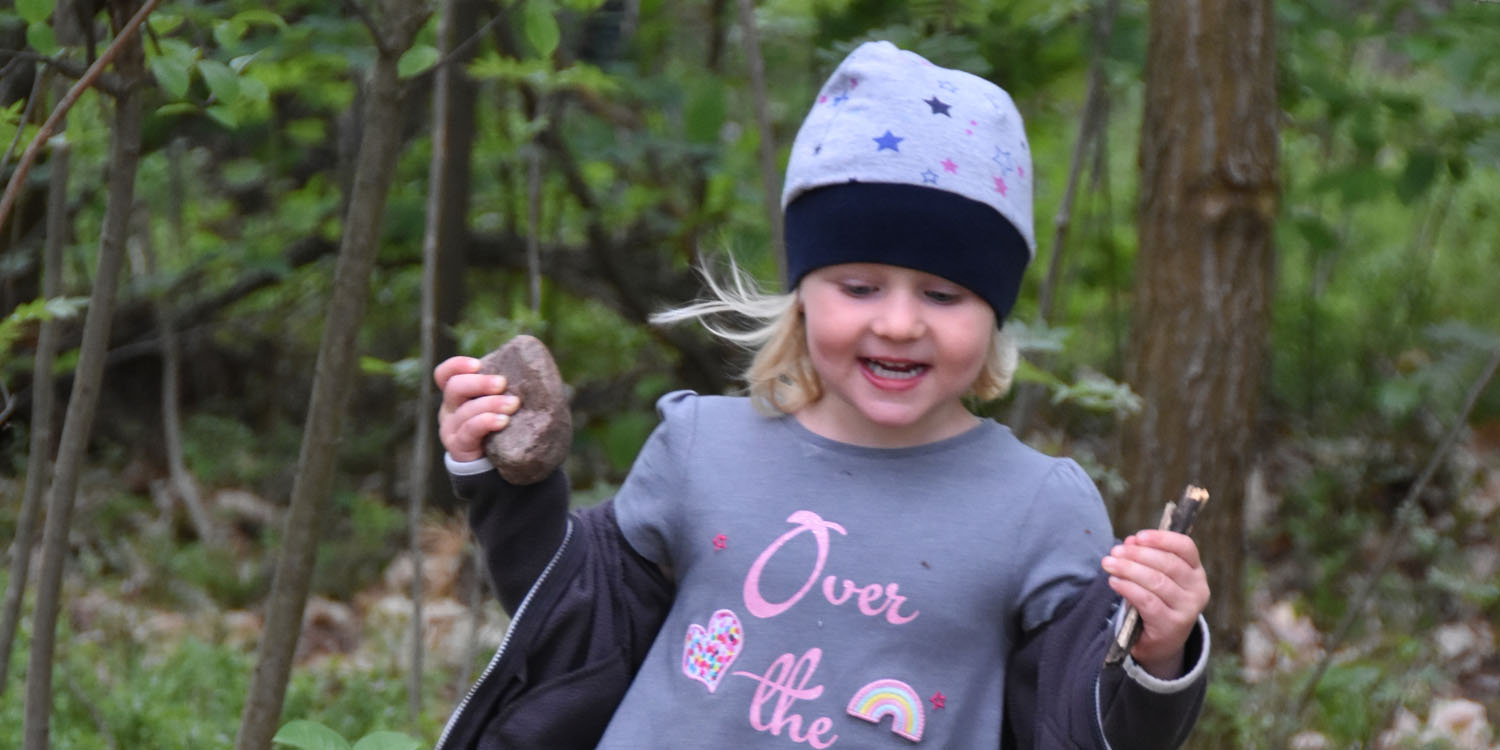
[147,13,184,36]
[155,102,200,118]
[197,59,242,105]
[230,53,260,74]
[238,76,270,106]
[26,21,57,56]
[397,44,439,78]
[16,0,53,24]
[359,356,395,376]
[159,38,199,65]
[1293,214,1338,252]
[214,19,247,50]
[204,104,238,129]
[351,731,422,750]
[523,2,560,59]
[230,9,288,30]
[150,57,192,100]
[1395,150,1439,204]
[272,720,352,750]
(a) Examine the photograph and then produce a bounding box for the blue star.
[833,93,849,106]
[921,169,939,184]
[993,146,1013,171]
[925,96,952,116]
[874,130,904,152]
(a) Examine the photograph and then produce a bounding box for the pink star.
[1018,165,1026,178]
[941,158,958,173]
[994,176,1008,196]
[712,534,728,550]
[819,95,828,103]
[930,692,946,709]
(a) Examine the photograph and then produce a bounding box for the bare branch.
[0,0,164,238]
[1,68,49,177]
[0,380,14,427]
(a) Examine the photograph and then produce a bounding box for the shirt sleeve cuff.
[445,453,496,477]
[1121,615,1211,694]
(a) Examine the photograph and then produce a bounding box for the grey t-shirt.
[604,392,1114,748]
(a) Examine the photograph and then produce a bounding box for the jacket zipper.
[434,518,576,750]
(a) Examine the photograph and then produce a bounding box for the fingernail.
[494,414,509,428]
[492,376,506,390]
[1102,556,1117,571]
[502,395,520,409]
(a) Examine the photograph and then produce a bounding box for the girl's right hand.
[435,356,521,462]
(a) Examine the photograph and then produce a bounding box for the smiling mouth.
[862,358,929,380]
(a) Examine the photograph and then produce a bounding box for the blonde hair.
[650,258,1020,416]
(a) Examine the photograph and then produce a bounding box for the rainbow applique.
[681,609,744,693]
[846,678,926,742]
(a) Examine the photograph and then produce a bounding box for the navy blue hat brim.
[784,182,1031,323]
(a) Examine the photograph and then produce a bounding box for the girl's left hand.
[1101,530,1211,679]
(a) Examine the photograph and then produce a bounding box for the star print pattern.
[874,130,904,151]
[930,692,947,710]
[786,40,1034,253]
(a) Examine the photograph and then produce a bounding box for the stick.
[1104,484,1209,665]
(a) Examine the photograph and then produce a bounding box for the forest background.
[0,0,1498,748]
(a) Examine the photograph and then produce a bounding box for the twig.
[1104,485,1209,665]
[1,67,48,176]
[0,0,163,238]
[0,380,14,427]
[1289,346,1500,719]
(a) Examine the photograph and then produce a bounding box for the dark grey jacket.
[434,469,1207,750]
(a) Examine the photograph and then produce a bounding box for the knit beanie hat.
[781,41,1035,322]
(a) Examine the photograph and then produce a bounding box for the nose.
[870,292,926,340]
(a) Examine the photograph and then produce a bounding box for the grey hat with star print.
[780,41,1035,321]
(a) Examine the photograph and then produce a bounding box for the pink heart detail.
[681,609,744,693]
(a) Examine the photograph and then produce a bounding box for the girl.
[434,41,1210,750]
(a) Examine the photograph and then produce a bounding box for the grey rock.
[479,335,572,485]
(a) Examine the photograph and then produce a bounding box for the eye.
[924,288,963,304]
[840,282,878,297]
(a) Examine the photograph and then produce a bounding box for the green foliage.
[0,296,86,367]
[274,720,422,750]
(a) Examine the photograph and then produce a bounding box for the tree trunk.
[22,3,147,743]
[408,0,480,722]
[234,4,428,748]
[1123,0,1278,664]
[0,134,68,695]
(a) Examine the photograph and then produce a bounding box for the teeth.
[865,359,926,380]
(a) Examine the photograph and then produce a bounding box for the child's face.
[795,263,995,448]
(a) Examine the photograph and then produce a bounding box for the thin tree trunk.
[1123,0,1279,669]
[735,0,783,282]
[409,0,479,722]
[127,203,219,546]
[234,4,428,747]
[22,3,148,743]
[1007,0,1118,434]
[0,133,68,695]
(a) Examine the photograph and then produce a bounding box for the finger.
[441,373,509,414]
[1125,530,1203,569]
[1110,542,1199,588]
[1107,574,1195,640]
[434,356,481,390]
[443,411,513,461]
[1102,550,1192,611]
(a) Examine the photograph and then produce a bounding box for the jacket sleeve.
[439,462,674,750]
[1004,572,1209,750]
[452,464,572,614]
